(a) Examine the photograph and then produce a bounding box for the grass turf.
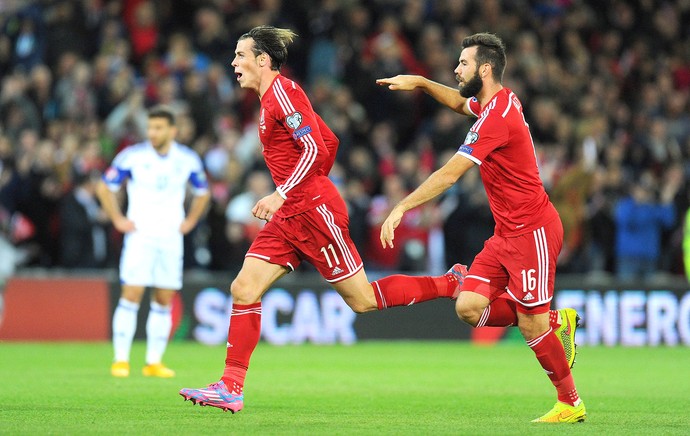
[1,341,689,435]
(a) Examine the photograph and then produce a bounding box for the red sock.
[221,302,262,395]
[477,296,517,327]
[527,328,579,406]
[371,274,457,309]
[549,309,560,328]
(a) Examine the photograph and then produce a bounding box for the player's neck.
[154,140,173,156]
[258,70,280,99]
[476,83,503,108]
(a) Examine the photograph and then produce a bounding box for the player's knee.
[346,299,375,314]
[121,286,145,304]
[230,277,261,305]
[517,323,541,341]
[332,278,378,313]
[455,298,481,326]
[340,291,376,313]
[152,289,175,306]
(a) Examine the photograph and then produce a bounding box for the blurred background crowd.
[1,0,689,283]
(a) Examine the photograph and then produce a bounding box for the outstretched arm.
[380,154,475,248]
[376,75,472,116]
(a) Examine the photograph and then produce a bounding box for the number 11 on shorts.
[320,243,340,268]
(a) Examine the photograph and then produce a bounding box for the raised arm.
[376,75,472,116]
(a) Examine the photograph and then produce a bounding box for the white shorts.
[119,232,183,290]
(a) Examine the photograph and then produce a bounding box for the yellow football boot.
[142,363,176,378]
[555,308,580,368]
[111,361,130,377]
[532,401,587,423]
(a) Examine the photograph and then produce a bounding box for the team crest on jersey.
[464,131,479,144]
[259,108,266,134]
[286,111,303,129]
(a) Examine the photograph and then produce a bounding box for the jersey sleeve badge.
[286,112,303,129]
[464,131,479,144]
[104,167,119,182]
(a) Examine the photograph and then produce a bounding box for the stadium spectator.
[164,32,210,81]
[105,88,147,147]
[224,169,273,267]
[582,165,620,273]
[59,170,110,268]
[45,1,88,66]
[11,13,45,72]
[193,6,233,63]
[54,61,97,122]
[367,173,433,271]
[614,170,681,281]
[124,0,159,62]
[442,165,494,269]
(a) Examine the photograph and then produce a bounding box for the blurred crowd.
[1,0,689,283]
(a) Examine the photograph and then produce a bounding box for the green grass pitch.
[1,341,689,435]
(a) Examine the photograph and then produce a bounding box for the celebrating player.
[179,26,467,413]
[377,33,586,423]
[98,106,210,378]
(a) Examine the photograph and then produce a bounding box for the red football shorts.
[246,196,363,283]
[460,217,563,314]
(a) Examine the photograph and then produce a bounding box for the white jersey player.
[97,106,210,378]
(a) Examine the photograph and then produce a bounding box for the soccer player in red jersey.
[179,26,466,413]
[377,33,586,423]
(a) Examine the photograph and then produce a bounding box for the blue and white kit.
[104,141,208,289]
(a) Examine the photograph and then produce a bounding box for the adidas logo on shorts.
[524,292,535,301]
[331,266,344,276]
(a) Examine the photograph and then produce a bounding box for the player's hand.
[113,216,136,233]
[380,206,404,249]
[179,217,198,235]
[252,191,285,222]
[376,75,421,91]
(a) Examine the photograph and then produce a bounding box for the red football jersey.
[458,88,559,237]
[259,75,340,217]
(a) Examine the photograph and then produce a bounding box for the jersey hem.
[324,263,364,283]
[495,214,560,238]
[505,287,552,307]
[245,252,295,271]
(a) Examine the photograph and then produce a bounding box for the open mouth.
[235,72,243,80]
